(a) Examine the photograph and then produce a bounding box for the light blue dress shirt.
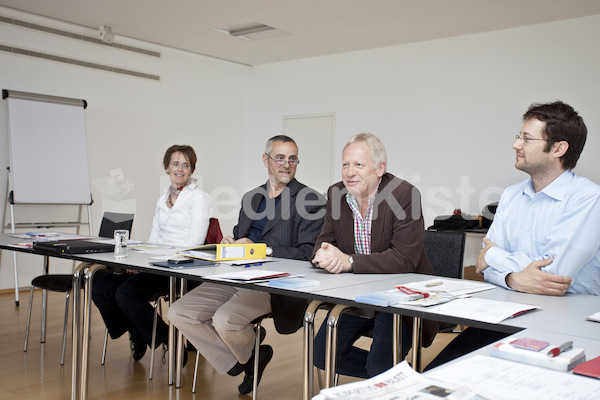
[483,170,600,295]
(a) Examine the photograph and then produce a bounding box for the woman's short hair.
[163,145,197,173]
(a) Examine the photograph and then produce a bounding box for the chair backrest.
[98,212,135,238]
[423,230,466,279]
[205,218,223,244]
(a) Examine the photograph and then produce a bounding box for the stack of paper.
[428,297,539,324]
[403,278,495,296]
[204,270,301,283]
[586,312,600,322]
[427,354,600,399]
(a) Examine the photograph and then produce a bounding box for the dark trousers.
[424,327,511,371]
[92,272,170,347]
[313,311,412,378]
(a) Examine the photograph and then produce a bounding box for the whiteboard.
[5,94,91,204]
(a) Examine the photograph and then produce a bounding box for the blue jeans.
[313,311,412,378]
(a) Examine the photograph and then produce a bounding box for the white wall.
[246,15,600,229]
[2,9,600,290]
[0,7,247,289]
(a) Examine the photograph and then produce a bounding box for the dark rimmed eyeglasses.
[266,154,300,166]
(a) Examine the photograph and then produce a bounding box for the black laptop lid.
[33,240,114,255]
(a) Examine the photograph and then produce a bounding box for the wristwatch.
[266,247,273,256]
[348,255,354,272]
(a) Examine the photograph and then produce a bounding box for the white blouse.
[148,181,212,248]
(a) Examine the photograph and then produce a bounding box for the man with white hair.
[311,133,438,378]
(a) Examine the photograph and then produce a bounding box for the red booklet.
[573,355,600,379]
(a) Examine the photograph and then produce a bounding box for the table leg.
[175,278,186,388]
[12,251,19,306]
[411,317,423,372]
[393,313,402,365]
[79,264,105,400]
[303,300,324,400]
[71,262,87,400]
[168,276,177,385]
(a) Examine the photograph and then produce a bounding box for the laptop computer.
[33,239,114,255]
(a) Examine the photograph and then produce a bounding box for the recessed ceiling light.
[215,22,290,41]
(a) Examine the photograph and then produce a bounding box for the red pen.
[396,286,429,299]
[547,341,573,357]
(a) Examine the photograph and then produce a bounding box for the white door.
[283,114,335,196]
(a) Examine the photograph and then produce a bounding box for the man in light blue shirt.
[426,100,600,370]
[478,101,600,296]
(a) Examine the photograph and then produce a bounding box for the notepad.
[268,277,320,289]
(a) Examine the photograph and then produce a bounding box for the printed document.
[427,355,600,399]
[315,361,488,400]
[427,297,538,324]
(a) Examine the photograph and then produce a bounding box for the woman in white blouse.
[93,145,211,361]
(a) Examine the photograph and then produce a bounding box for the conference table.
[2,234,600,400]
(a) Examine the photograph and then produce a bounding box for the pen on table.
[243,262,263,268]
[425,281,443,287]
[547,341,573,357]
[396,286,429,299]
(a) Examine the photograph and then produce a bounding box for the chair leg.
[191,350,200,393]
[61,291,70,365]
[252,318,263,400]
[149,297,160,380]
[24,286,35,352]
[316,368,323,390]
[101,328,109,365]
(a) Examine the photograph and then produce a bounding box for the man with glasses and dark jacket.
[168,135,325,394]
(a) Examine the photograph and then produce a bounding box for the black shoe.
[129,332,147,362]
[227,327,267,376]
[238,345,273,394]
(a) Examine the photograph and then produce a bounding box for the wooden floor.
[0,290,457,400]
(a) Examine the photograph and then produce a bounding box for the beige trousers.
[167,282,271,374]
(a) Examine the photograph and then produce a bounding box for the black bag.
[431,214,479,230]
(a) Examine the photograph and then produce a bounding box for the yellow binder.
[177,243,267,261]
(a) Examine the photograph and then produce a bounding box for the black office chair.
[24,212,134,364]
[423,229,466,332]
[423,230,465,279]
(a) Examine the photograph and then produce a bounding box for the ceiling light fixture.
[229,24,275,37]
[215,22,290,41]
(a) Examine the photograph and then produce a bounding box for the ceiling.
[1,0,600,66]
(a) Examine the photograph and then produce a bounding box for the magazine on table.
[314,360,490,400]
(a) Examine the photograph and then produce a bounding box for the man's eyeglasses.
[169,162,191,170]
[266,154,300,167]
[515,134,550,144]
